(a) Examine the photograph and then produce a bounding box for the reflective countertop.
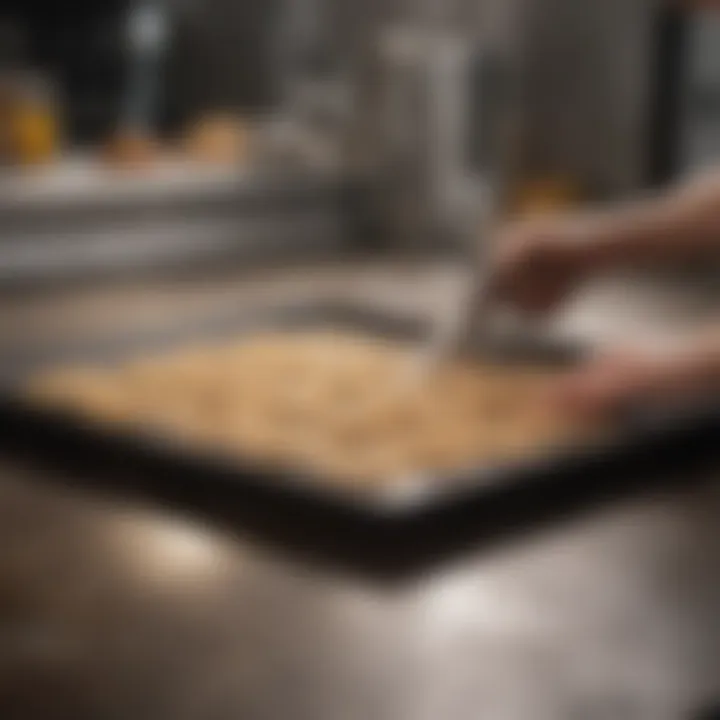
[0,260,717,720]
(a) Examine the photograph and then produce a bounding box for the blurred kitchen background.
[0,2,720,720]
[0,0,716,284]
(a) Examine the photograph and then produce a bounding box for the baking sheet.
[0,302,718,578]
[1,302,585,501]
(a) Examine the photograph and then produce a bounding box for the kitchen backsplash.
[681,14,720,175]
[323,0,662,195]
[6,0,711,196]
[519,0,660,195]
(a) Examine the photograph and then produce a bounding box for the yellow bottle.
[11,74,60,166]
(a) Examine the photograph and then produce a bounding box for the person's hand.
[549,351,663,420]
[487,213,602,314]
[549,346,719,421]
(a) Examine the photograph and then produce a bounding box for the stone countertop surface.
[0,260,718,720]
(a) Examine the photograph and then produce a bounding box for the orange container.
[514,178,583,216]
[10,74,60,166]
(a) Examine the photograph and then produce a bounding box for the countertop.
[0,260,718,720]
[0,158,345,284]
[0,154,339,213]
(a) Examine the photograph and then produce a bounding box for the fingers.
[549,353,654,421]
[486,216,591,314]
[548,349,710,422]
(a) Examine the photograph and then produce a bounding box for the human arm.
[488,172,720,313]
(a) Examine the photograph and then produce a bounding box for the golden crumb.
[25,331,574,487]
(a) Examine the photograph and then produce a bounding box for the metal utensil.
[414,186,497,374]
[417,44,522,372]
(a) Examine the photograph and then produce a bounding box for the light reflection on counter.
[107,509,236,594]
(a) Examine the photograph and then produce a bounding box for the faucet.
[122,0,171,135]
[342,13,523,253]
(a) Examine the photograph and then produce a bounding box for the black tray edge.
[1,301,719,581]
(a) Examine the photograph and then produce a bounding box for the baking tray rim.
[0,301,600,510]
[1,300,720,578]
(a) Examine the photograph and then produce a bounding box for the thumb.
[548,352,656,420]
